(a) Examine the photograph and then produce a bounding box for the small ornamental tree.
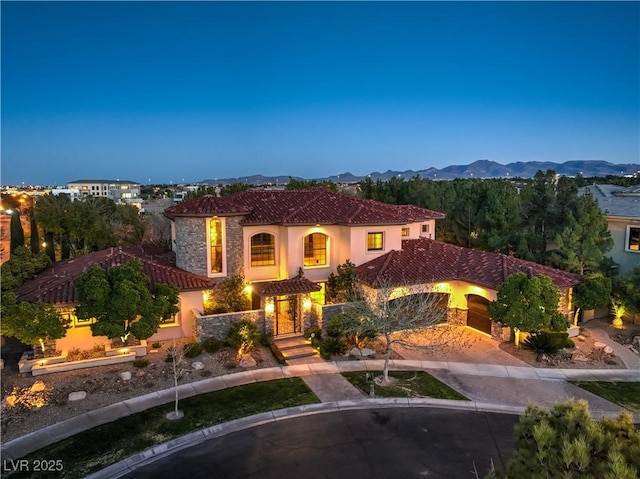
[326,260,361,303]
[485,400,640,479]
[487,272,568,346]
[342,279,464,385]
[9,210,25,254]
[572,273,612,326]
[216,275,251,312]
[0,292,70,352]
[74,259,179,344]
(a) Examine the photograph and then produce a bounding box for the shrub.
[202,337,222,354]
[151,342,161,349]
[260,331,274,346]
[269,342,287,365]
[319,337,347,359]
[541,330,573,349]
[522,332,560,362]
[183,342,203,358]
[326,312,376,348]
[225,319,261,356]
[132,358,149,368]
[304,326,322,341]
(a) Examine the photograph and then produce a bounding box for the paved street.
[122,408,519,479]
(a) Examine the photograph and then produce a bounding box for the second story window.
[402,227,410,237]
[210,219,223,273]
[367,232,384,251]
[251,233,275,266]
[627,226,640,252]
[304,233,327,266]
[421,224,430,234]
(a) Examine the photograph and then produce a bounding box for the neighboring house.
[579,184,640,275]
[164,187,581,340]
[14,247,215,351]
[67,179,144,210]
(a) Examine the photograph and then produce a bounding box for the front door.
[275,295,300,336]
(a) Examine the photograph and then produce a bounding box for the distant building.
[50,188,81,201]
[66,179,144,209]
[580,184,640,275]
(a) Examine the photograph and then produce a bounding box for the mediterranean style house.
[15,186,582,351]
[163,187,581,339]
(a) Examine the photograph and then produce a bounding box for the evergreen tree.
[487,272,568,345]
[552,195,613,275]
[9,210,25,254]
[486,400,640,479]
[74,259,179,343]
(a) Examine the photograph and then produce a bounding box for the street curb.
[84,399,525,479]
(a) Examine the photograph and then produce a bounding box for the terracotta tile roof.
[15,247,216,305]
[254,277,322,296]
[356,238,582,290]
[164,187,445,225]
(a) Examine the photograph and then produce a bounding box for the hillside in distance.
[202,159,639,185]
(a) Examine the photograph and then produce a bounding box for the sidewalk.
[3,359,639,463]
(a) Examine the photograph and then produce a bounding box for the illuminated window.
[367,232,384,251]
[310,282,326,305]
[627,226,640,252]
[401,227,410,237]
[160,314,178,326]
[210,219,223,273]
[251,233,275,266]
[304,233,327,266]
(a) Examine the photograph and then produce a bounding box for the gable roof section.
[15,247,215,305]
[164,187,445,226]
[356,238,582,290]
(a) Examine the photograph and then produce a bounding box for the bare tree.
[166,340,190,420]
[344,278,470,385]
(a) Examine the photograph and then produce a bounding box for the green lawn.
[342,370,469,400]
[5,378,319,479]
[571,381,640,412]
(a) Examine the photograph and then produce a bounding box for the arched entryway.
[466,294,492,335]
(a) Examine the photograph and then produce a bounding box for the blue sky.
[2,1,638,186]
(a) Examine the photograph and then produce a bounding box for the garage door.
[467,295,492,335]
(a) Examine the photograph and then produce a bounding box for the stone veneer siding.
[195,309,264,341]
[174,217,208,276]
[174,215,245,278]
[224,216,244,277]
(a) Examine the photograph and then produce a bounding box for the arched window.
[251,233,275,266]
[304,233,327,266]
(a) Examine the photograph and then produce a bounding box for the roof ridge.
[281,188,327,223]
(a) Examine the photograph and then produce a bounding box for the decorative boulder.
[68,391,87,401]
[603,345,614,355]
[348,348,375,358]
[593,341,607,350]
[238,355,257,368]
[191,361,204,370]
[30,381,46,393]
[119,371,132,381]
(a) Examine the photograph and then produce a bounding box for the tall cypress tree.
[9,211,25,254]
[29,211,40,254]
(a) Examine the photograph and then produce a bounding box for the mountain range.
[202,160,639,185]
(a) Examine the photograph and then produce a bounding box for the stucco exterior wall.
[607,217,640,275]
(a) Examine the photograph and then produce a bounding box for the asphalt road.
[123,408,519,479]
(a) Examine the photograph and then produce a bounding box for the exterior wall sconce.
[303,298,312,311]
[265,300,274,314]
